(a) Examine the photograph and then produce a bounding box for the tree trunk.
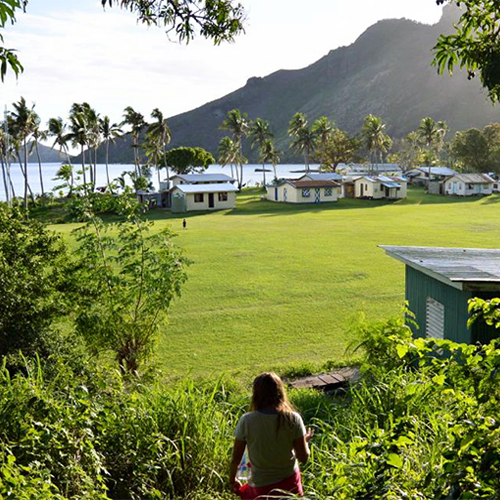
[23,139,29,212]
[35,141,45,198]
[239,162,244,190]
[64,146,74,195]
[304,151,310,172]
[105,140,111,191]
[81,145,87,187]
[0,155,9,204]
[93,147,97,190]
[262,162,266,188]
[273,164,277,181]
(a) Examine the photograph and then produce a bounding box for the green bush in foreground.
[2,314,500,499]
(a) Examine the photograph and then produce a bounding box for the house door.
[275,188,278,201]
[209,193,215,208]
[453,182,458,194]
[314,188,320,203]
[284,188,288,202]
[360,184,364,197]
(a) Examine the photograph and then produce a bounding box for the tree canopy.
[0,0,245,81]
[164,146,214,174]
[102,0,245,45]
[434,0,500,102]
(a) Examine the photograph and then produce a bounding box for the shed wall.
[405,266,472,343]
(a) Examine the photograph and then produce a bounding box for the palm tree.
[83,104,101,189]
[31,118,47,199]
[0,128,10,204]
[312,116,334,149]
[68,109,89,188]
[48,117,74,192]
[100,116,122,190]
[218,136,238,183]
[417,117,448,167]
[220,109,250,189]
[288,113,316,172]
[122,106,146,177]
[362,114,392,174]
[10,97,38,212]
[146,108,171,186]
[249,118,273,186]
[260,139,282,181]
[288,113,307,138]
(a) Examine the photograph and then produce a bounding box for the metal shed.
[380,246,500,344]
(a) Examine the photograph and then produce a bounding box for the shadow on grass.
[37,187,500,224]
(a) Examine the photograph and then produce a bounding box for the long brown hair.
[250,372,296,432]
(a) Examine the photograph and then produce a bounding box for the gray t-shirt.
[234,411,306,487]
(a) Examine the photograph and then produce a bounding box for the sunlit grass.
[52,188,500,380]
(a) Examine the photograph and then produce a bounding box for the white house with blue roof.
[353,175,407,199]
[169,182,238,212]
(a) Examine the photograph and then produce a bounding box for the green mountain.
[105,5,500,163]
[20,141,73,164]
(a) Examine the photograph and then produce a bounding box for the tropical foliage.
[361,114,392,171]
[164,146,215,175]
[220,109,249,189]
[434,0,500,102]
[103,0,245,45]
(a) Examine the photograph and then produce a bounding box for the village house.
[170,182,238,213]
[381,245,500,345]
[352,175,407,199]
[266,179,341,204]
[443,173,495,196]
[299,172,345,197]
[407,166,457,190]
[337,163,402,176]
[164,173,236,189]
[158,173,236,208]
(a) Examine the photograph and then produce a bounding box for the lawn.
[52,188,500,379]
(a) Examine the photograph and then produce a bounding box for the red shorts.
[237,468,303,499]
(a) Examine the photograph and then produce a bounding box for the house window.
[365,184,368,190]
[194,193,204,203]
[218,192,228,202]
[467,184,473,190]
[426,297,445,340]
[302,189,310,198]
[325,187,333,197]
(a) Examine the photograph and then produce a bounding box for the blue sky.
[1,0,444,127]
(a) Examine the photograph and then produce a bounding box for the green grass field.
[53,188,500,379]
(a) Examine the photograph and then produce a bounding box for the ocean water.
[0,163,318,201]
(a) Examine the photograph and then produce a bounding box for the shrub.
[0,205,71,359]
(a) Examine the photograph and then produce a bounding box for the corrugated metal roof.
[447,173,495,184]
[380,246,500,286]
[417,167,458,176]
[171,183,238,194]
[381,181,402,189]
[355,175,406,184]
[342,163,402,173]
[300,173,343,182]
[170,174,236,183]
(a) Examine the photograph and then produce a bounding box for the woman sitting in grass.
[229,372,313,499]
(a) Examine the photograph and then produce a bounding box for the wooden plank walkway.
[288,367,360,392]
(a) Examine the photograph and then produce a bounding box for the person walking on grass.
[229,372,313,499]
[183,219,187,230]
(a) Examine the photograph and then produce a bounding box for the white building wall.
[266,185,339,203]
[172,189,236,211]
[444,179,493,196]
